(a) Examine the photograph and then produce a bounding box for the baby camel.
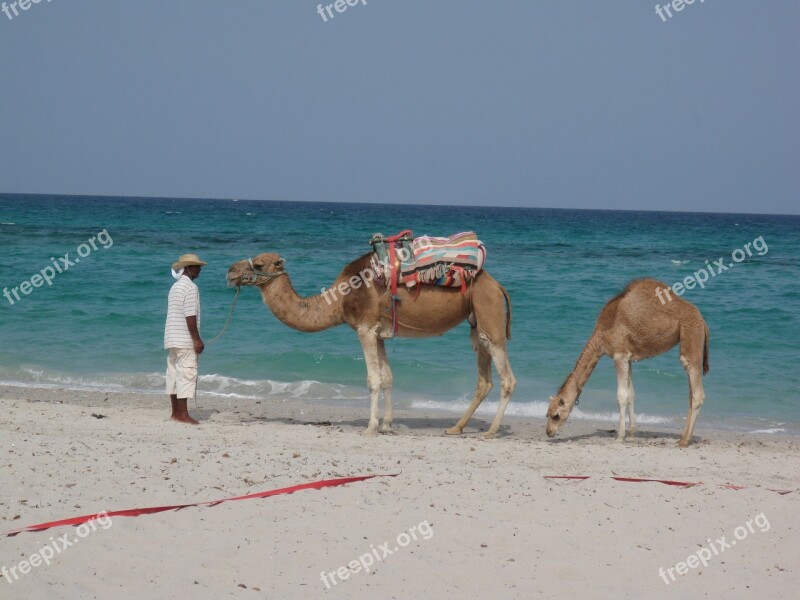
[545,279,709,447]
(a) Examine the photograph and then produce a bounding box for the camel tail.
[703,322,710,375]
[501,284,512,340]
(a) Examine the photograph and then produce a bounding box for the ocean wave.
[7,367,164,392]
[670,259,690,265]
[748,428,786,434]
[0,366,368,403]
[410,399,673,424]
[196,373,367,401]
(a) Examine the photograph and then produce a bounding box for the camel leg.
[613,354,631,442]
[376,339,394,434]
[483,341,516,439]
[358,327,382,436]
[678,356,706,448]
[628,364,636,436]
[445,329,493,435]
[678,326,707,447]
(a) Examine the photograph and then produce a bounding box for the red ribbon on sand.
[610,476,702,487]
[544,475,793,494]
[3,474,398,537]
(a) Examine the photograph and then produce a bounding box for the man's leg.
[166,350,182,421]
[174,348,199,424]
[173,397,198,424]
[170,394,180,420]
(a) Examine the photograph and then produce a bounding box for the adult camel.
[227,252,516,437]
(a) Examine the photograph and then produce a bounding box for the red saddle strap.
[385,230,412,336]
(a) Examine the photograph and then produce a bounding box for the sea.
[1,194,798,435]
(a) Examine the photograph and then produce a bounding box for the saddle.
[369,230,487,335]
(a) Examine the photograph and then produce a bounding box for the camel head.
[545,376,581,438]
[227,253,286,287]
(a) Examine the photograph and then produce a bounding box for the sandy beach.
[0,385,797,599]
[2,1,797,598]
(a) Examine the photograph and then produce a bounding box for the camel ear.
[274,258,285,269]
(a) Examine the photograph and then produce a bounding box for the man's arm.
[185,315,204,355]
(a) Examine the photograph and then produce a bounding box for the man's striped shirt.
[164,276,201,349]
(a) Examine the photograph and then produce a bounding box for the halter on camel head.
[241,257,287,286]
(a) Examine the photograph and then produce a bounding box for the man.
[164,253,207,424]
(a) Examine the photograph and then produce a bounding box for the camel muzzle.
[545,420,561,437]
[225,270,243,288]
[226,259,287,287]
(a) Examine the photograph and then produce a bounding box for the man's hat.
[172,253,208,270]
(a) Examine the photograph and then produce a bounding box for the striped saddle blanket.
[370,230,486,291]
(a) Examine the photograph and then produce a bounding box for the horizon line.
[0,191,797,218]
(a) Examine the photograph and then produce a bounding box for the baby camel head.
[545,376,582,438]
[227,253,286,287]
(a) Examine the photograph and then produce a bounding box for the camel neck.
[569,333,604,391]
[258,275,344,332]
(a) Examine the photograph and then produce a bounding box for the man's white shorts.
[166,348,198,399]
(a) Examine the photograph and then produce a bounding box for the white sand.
[1,385,798,599]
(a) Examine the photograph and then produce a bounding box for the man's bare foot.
[171,398,199,425]
[171,413,199,425]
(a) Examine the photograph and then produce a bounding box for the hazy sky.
[1,1,797,214]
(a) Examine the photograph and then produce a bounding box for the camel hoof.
[444,427,463,436]
[378,424,394,434]
[481,431,497,440]
[362,428,379,437]
[678,439,690,448]
[615,437,625,443]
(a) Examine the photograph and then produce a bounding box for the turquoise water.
[1,195,798,434]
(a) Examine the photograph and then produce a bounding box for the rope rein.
[192,287,240,410]
[191,261,286,409]
[207,261,287,345]
[206,286,241,345]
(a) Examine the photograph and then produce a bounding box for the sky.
[0,1,797,214]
